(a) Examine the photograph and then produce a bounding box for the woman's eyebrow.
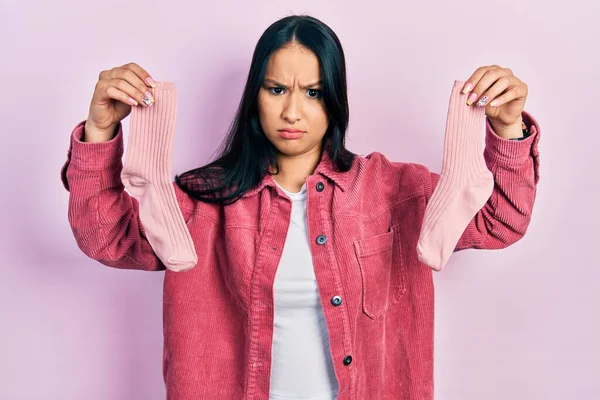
[264,78,322,89]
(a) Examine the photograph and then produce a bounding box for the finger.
[467,67,512,106]
[98,69,109,81]
[108,78,153,107]
[122,62,156,88]
[461,65,499,94]
[489,85,526,108]
[474,76,515,107]
[104,85,139,107]
[109,68,155,106]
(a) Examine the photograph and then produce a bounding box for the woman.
[61,14,540,400]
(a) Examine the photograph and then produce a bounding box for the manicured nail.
[128,97,138,106]
[145,77,156,87]
[476,95,489,107]
[142,91,154,106]
[462,82,473,94]
[466,92,478,105]
[489,99,498,107]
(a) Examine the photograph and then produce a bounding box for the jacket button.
[316,182,325,192]
[316,235,327,245]
[331,295,342,306]
[343,355,353,366]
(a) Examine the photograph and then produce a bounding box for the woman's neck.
[272,145,322,193]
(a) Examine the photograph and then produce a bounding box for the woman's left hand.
[462,65,528,138]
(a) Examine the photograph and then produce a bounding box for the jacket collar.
[241,151,350,198]
[314,150,350,192]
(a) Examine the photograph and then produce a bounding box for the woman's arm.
[425,112,541,251]
[61,121,191,271]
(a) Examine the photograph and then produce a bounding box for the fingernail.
[145,77,156,88]
[128,97,138,106]
[476,95,489,107]
[489,99,498,107]
[462,83,473,94]
[142,91,154,106]
[466,92,478,105]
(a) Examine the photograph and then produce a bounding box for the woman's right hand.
[84,62,156,142]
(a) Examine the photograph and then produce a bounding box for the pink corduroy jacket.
[61,111,540,400]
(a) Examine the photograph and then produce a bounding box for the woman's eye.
[269,87,284,95]
[268,87,321,98]
[307,89,322,99]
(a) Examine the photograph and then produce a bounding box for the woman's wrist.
[488,115,531,141]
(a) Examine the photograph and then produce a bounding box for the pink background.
[1,0,598,399]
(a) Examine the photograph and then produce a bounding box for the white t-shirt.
[269,181,339,400]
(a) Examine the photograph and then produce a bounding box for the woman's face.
[257,43,329,158]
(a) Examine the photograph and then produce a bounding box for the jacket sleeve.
[60,121,191,271]
[424,111,541,251]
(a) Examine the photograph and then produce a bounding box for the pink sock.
[416,80,494,271]
[120,82,197,272]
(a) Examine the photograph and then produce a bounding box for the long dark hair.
[175,14,355,205]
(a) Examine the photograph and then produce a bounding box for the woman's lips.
[278,129,305,139]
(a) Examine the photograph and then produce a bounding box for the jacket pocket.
[354,225,405,319]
